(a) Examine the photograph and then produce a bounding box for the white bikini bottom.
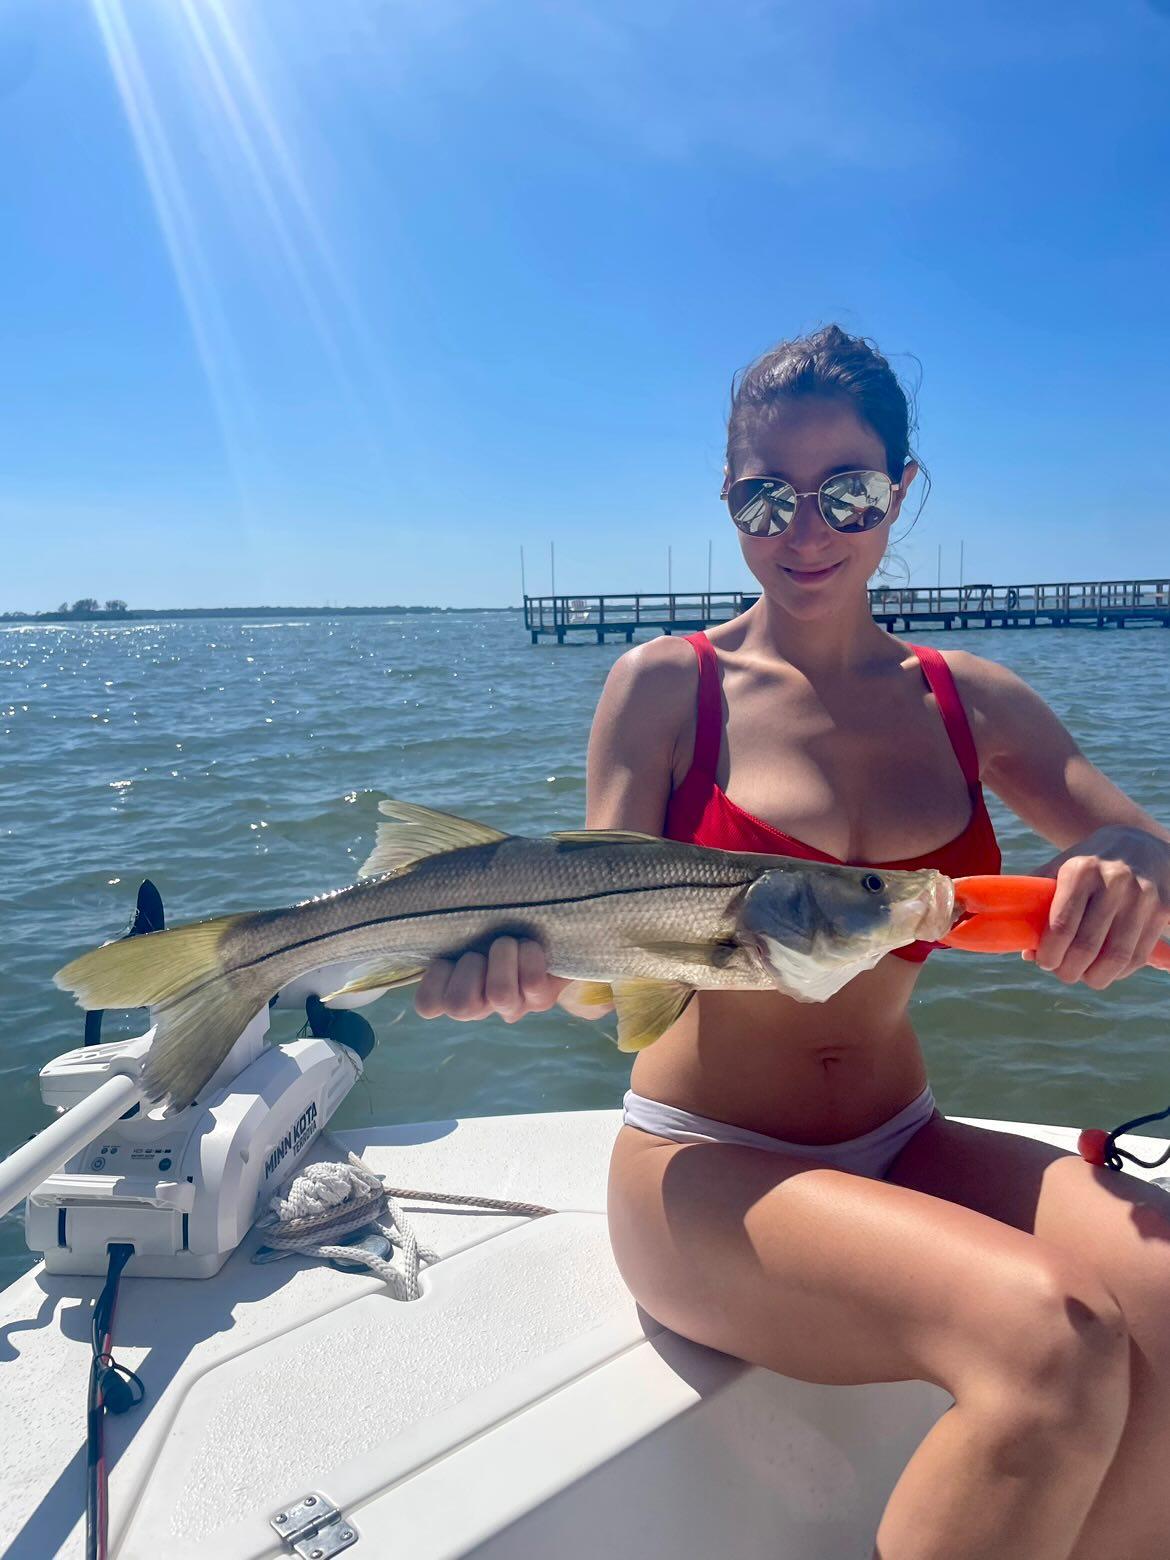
[621,1083,937,1180]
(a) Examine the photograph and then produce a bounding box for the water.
[2,613,1168,1283]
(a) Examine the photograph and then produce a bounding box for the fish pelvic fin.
[561,979,615,1008]
[55,915,260,1110]
[322,962,427,1001]
[609,979,694,1052]
[358,799,509,880]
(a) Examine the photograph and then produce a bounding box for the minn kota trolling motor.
[0,880,380,1279]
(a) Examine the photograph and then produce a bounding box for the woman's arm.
[950,651,1170,988]
[414,637,695,1021]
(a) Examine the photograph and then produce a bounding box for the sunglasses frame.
[724,469,902,538]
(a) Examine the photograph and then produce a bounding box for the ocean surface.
[2,612,1168,1283]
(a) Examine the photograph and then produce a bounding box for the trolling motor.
[3,881,379,1279]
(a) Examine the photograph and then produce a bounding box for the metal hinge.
[270,1493,358,1558]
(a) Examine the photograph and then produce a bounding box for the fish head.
[737,863,954,1002]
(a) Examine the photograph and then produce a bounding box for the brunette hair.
[726,324,919,483]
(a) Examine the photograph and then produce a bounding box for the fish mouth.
[888,876,956,944]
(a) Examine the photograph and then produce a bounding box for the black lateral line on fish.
[226,873,758,980]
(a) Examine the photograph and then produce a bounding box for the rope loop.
[257,1151,557,1300]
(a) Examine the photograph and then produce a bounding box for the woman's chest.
[716,678,973,862]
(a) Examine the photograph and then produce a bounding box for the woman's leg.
[608,1125,1130,1560]
[886,1116,1170,1560]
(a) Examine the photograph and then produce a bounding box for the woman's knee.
[958,1252,1130,1449]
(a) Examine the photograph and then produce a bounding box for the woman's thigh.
[884,1115,1170,1340]
[607,1124,1122,1396]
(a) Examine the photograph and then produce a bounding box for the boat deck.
[2,1108,1164,1560]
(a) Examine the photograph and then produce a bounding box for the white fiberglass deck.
[2,1107,1164,1560]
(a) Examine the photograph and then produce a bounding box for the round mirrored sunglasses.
[725,470,899,537]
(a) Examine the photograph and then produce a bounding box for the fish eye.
[861,873,884,894]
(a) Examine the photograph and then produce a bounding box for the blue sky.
[1,0,1168,610]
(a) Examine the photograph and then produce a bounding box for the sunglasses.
[725,469,901,537]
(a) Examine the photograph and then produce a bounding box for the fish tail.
[55,915,262,1109]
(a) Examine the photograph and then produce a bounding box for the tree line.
[0,599,129,619]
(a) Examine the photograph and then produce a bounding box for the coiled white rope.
[257,1152,555,1301]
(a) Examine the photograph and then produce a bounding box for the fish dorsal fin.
[609,978,695,1052]
[357,799,509,880]
[550,828,664,846]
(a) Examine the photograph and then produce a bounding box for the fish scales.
[223,837,768,995]
[54,801,954,1108]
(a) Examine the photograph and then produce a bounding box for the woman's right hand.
[414,937,571,1024]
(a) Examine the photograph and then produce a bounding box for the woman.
[416,326,1170,1559]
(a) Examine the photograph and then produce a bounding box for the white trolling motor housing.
[25,991,366,1279]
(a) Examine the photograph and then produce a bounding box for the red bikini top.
[663,632,1002,963]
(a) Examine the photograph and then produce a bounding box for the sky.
[1,0,1168,610]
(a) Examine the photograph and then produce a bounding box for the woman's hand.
[413,936,616,1022]
[414,937,567,1023]
[1029,826,1170,988]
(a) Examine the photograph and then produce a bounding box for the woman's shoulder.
[599,634,700,715]
[927,646,1034,707]
[587,636,703,814]
[920,646,1052,759]
[591,635,701,777]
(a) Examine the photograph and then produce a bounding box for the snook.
[55,800,955,1111]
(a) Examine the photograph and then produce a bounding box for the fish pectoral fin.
[358,799,509,879]
[610,979,695,1052]
[635,936,738,969]
[322,963,427,1001]
[550,828,665,847]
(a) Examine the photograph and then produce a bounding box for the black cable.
[1100,1105,1170,1173]
[85,1244,144,1560]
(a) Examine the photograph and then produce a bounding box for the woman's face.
[730,396,916,621]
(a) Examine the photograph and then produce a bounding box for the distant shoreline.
[0,605,520,623]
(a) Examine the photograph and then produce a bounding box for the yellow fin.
[54,915,257,1110]
[323,963,427,1001]
[561,979,615,1007]
[358,799,509,879]
[610,978,694,1052]
[550,828,664,846]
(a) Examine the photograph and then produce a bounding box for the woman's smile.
[779,558,847,585]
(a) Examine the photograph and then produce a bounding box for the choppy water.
[2,613,1168,1282]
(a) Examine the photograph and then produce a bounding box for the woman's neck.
[738,591,895,679]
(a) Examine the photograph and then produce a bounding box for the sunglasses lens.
[728,479,797,536]
[820,471,894,532]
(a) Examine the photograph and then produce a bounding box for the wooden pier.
[524,578,1170,643]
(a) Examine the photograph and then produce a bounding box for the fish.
[54,798,956,1111]
[943,875,1170,967]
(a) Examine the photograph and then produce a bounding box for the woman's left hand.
[1030,826,1170,988]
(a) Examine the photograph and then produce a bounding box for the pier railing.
[868,579,1170,616]
[524,579,1170,642]
[523,591,753,638]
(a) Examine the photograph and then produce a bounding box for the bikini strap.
[910,643,980,787]
[684,632,723,778]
